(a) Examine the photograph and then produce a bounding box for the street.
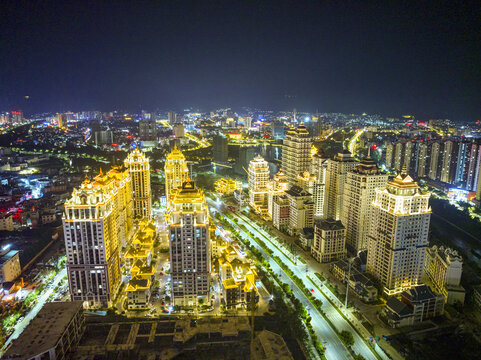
[1,268,67,355]
[209,197,385,360]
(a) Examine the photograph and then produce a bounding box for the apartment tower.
[366,169,431,295]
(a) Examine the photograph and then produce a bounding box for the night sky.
[1,1,480,120]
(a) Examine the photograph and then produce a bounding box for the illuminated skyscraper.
[248,155,270,215]
[342,155,388,253]
[168,111,177,125]
[164,143,189,207]
[63,167,133,306]
[168,181,210,306]
[310,151,328,217]
[267,169,289,218]
[366,170,431,295]
[139,112,157,141]
[57,113,66,128]
[282,123,312,186]
[124,148,152,220]
[213,134,228,163]
[324,150,358,220]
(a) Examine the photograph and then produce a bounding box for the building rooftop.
[4,301,83,359]
[251,330,294,360]
[402,284,438,302]
[386,297,412,318]
[315,218,344,231]
[285,185,311,197]
[0,250,19,265]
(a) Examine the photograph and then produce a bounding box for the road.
[209,199,383,360]
[1,268,67,355]
[234,209,383,360]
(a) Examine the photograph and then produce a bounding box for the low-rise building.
[299,227,314,251]
[311,218,346,263]
[330,259,378,302]
[214,178,242,195]
[3,301,85,360]
[251,330,294,360]
[126,276,151,309]
[383,285,445,328]
[0,250,21,283]
[218,245,258,309]
[424,245,465,304]
[0,212,14,231]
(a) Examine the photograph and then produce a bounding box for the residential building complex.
[424,245,465,304]
[383,285,444,328]
[311,218,346,263]
[366,171,431,295]
[63,166,134,306]
[124,148,152,220]
[342,155,388,253]
[282,123,312,186]
[324,150,358,220]
[0,250,21,283]
[164,143,190,206]
[285,185,314,236]
[248,155,270,215]
[168,181,210,307]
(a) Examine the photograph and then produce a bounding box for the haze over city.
[1,1,480,120]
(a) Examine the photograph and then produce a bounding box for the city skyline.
[0,1,480,121]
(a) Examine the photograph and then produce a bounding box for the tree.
[339,330,355,347]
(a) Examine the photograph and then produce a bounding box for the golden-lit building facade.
[124,148,152,220]
[164,143,189,207]
[167,181,210,307]
[125,220,156,309]
[63,167,133,307]
[214,178,242,195]
[367,171,431,295]
[217,243,258,309]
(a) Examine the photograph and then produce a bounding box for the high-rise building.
[342,156,388,253]
[310,151,328,217]
[168,181,210,306]
[393,141,404,172]
[267,169,289,218]
[244,116,252,129]
[271,121,286,140]
[139,113,157,141]
[173,123,185,138]
[168,111,177,125]
[63,167,133,306]
[324,150,358,220]
[366,170,431,296]
[428,141,441,180]
[282,123,312,186]
[385,142,393,169]
[248,155,270,215]
[164,143,190,207]
[285,185,314,236]
[311,218,346,263]
[417,142,429,177]
[213,134,228,164]
[57,113,67,128]
[234,147,255,177]
[10,110,23,124]
[124,148,152,220]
